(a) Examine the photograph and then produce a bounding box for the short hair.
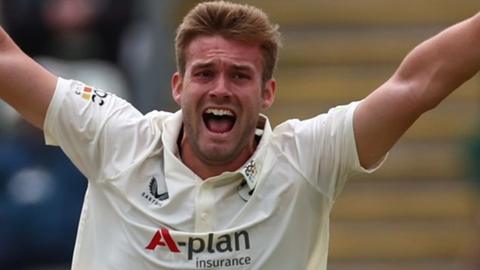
[175,1,282,83]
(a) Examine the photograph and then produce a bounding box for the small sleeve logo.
[75,86,109,106]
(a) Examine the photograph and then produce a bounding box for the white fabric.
[44,78,384,270]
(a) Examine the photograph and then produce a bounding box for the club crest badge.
[242,160,257,186]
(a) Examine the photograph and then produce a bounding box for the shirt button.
[200,212,208,220]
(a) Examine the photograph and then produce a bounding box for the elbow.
[390,75,443,115]
[406,78,444,113]
[421,96,442,112]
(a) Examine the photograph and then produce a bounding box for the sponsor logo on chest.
[145,228,252,268]
[141,177,169,206]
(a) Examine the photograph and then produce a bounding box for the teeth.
[205,108,234,116]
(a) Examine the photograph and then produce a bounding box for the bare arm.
[354,12,480,169]
[0,26,57,129]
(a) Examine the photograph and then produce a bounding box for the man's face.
[172,35,275,168]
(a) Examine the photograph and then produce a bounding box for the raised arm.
[354,12,480,169]
[0,26,57,129]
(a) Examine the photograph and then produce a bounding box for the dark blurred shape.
[3,0,134,63]
[0,120,86,269]
[0,0,134,269]
[0,0,178,268]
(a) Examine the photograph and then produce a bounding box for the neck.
[179,136,256,180]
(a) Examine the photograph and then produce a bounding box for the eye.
[194,70,214,80]
[192,69,215,82]
[232,72,251,81]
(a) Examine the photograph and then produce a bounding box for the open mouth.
[203,108,236,134]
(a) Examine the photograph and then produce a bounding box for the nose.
[209,74,231,101]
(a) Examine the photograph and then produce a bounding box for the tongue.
[206,118,234,133]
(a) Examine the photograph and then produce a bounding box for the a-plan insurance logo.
[146,228,252,269]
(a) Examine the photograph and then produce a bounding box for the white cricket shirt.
[44,78,383,270]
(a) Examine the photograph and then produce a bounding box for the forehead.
[185,35,263,70]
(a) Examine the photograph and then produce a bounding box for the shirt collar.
[239,115,271,190]
[160,110,272,190]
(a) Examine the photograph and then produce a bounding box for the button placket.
[195,182,215,232]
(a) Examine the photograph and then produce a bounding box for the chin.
[201,146,237,164]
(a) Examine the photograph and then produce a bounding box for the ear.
[261,79,276,109]
[171,72,183,106]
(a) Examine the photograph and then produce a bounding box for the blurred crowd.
[0,0,178,268]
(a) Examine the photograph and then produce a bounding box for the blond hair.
[175,1,282,83]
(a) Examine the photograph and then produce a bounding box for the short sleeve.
[276,101,386,201]
[43,78,158,182]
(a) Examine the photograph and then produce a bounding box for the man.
[0,1,479,269]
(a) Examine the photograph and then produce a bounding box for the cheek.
[179,89,193,106]
[181,91,202,115]
[181,97,193,112]
[252,91,266,109]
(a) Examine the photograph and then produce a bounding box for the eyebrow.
[231,64,255,72]
[190,60,255,72]
[191,61,215,70]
